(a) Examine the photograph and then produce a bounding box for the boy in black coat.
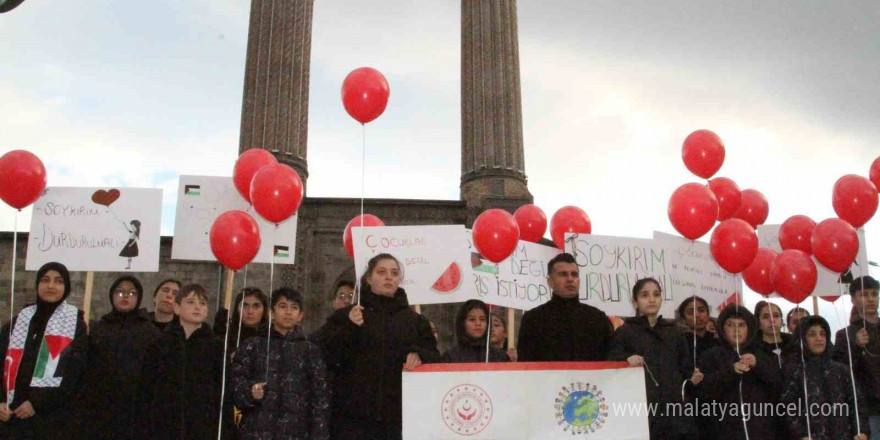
[230,288,330,440]
[139,284,232,440]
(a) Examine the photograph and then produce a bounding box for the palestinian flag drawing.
[184,185,201,196]
[274,245,290,259]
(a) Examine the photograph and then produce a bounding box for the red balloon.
[708,177,742,221]
[770,249,817,304]
[779,215,816,254]
[473,209,520,263]
[549,206,592,250]
[668,183,718,241]
[870,157,880,194]
[682,130,725,179]
[0,150,47,210]
[811,218,859,273]
[732,189,769,228]
[710,219,758,274]
[250,164,304,224]
[832,174,878,228]
[341,67,390,124]
[210,210,261,271]
[343,214,385,258]
[233,149,277,204]
[743,248,778,296]
[514,204,547,243]
[820,295,840,303]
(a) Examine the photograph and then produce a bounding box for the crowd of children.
[1,254,877,440]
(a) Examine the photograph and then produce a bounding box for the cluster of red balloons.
[0,150,47,211]
[471,204,591,262]
[211,150,305,270]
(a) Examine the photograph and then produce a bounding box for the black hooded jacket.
[697,305,779,440]
[833,317,880,415]
[442,300,509,363]
[0,262,88,440]
[138,320,232,440]
[230,326,330,440]
[608,315,697,439]
[79,276,162,440]
[518,294,613,361]
[313,285,440,427]
[780,316,869,440]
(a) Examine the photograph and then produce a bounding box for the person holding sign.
[698,305,779,440]
[230,288,329,440]
[517,253,613,361]
[442,300,510,363]
[0,262,88,440]
[150,278,181,331]
[137,284,232,440]
[609,277,701,440]
[314,253,440,440]
[79,276,161,440]
[833,276,880,437]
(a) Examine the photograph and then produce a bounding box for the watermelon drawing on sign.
[431,262,462,294]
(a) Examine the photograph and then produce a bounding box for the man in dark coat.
[138,284,232,440]
[230,288,329,440]
[517,253,613,361]
[0,262,88,440]
[442,299,509,363]
[80,275,161,440]
[698,305,778,440]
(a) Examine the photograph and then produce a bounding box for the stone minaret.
[460,0,532,213]
[238,0,314,189]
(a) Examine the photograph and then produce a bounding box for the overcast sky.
[2,0,878,327]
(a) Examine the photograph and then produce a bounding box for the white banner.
[352,225,478,305]
[466,229,561,311]
[403,362,649,440]
[26,187,163,272]
[171,175,297,264]
[653,231,743,314]
[757,224,869,297]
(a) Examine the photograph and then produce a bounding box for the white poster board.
[757,224,869,297]
[352,225,477,305]
[171,175,297,264]
[26,187,163,272]
[653,231,742,314]
[466,229,561,311]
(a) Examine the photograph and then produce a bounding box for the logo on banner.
[554,382,608,434]
[441,384,492,435]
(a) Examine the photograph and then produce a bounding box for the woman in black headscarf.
[80,275,161,440]
[443,299,509,363]
[0,262,88,439]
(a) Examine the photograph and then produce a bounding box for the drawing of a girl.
[119,219,140,269]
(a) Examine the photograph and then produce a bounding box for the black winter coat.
[313,287,440,427]
[230,327,330,440]
[80,308,161,440]
[138,320,232,440]
[442,299,510,363]
[697,307,778,440]
[682,330,719,363]
[608,315,697,440]
[517,294,613,362]
[0,304,88,440]
[833,320,880,415]
[780,316,869,440]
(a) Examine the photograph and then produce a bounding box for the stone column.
[239,0,314,188]
[460,0,532,214]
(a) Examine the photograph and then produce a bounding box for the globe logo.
[555,382,607,435]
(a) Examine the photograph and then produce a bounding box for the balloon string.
[9,211,17,323]
[216,265,223,312]
[841,281,863,434]
[485,309,491,363]
[798,299,812,440]
[355,123,366,306]
[690,240,697,370]
[265,226,276,382]
[217,274,234,440]
[769,308,782,369]
[235,289,244,349]
[732,272,748,439]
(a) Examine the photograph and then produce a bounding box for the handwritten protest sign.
[171,175,297,264]
[26,187,162,272]
[653,231,742,313]
[757,224,869,297]
[352,225,477,305]
[466,229,561,311]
